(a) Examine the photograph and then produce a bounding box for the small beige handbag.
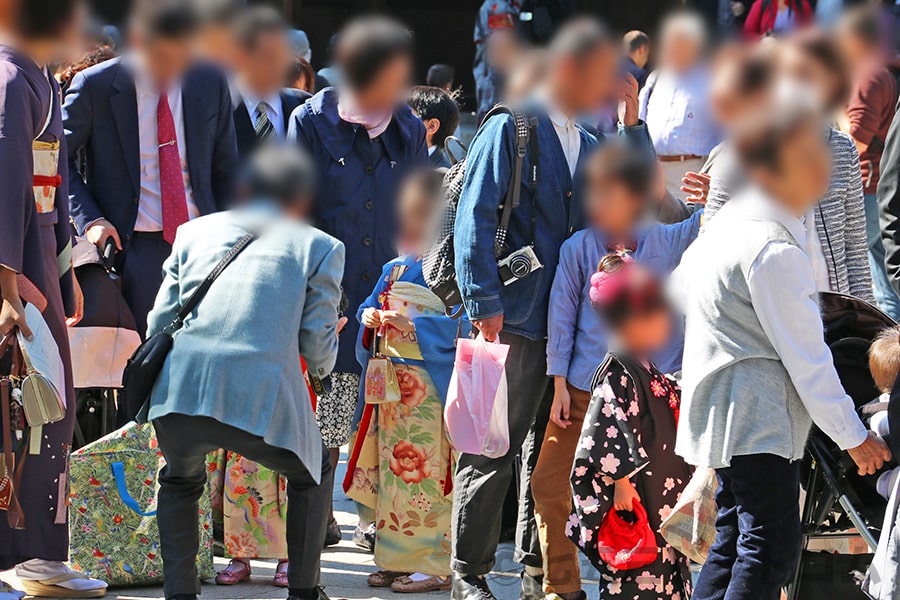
[18,338,65,427]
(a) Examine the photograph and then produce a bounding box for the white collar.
[737,186,808,247]
[241,87,282,117]
[536,88,575,128]
[427,145,437,156]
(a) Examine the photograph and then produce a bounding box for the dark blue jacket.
[454,108,652,340]
[232,88,310,158]
[63,57,238,242]
[288,88,428,372]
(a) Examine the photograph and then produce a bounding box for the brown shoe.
[391,574,452,593]
[367,570,411,588]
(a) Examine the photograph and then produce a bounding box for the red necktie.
[158,91,188,244]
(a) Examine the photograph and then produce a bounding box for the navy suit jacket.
[232,88,310,158]
[63,57,238,243]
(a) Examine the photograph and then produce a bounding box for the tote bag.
[68,422,214,586]
[444,334,510,458]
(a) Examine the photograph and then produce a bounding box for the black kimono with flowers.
[567,354,693,599]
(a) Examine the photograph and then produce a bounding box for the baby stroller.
[786,292,896,600]
[67,238,141,449]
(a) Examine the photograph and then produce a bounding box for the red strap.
[33,174,62,188]
[343,403,374,493]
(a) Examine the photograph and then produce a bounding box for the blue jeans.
[693,454,802,600]
[864,193,900,320]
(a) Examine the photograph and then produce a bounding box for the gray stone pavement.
[3,451,601,600]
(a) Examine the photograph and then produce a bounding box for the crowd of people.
[4,0,900,599]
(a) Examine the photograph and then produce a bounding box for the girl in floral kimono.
[568,254,693,599]
[345,170,469,593]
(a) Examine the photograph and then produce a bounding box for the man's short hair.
[132,0,201,40]
[549,17,614,63]
[18,0,80,40]
[234,6,286,51]
[426,64,455,89]
[242,143,317,206]
[870,326,900,393]
[585,139,656,200]
[407,86,460,149]
[623,30,650,55]
[336,16,414,91]
[196,0,245,27]
[733,101,819,174]
[839,6,885,50]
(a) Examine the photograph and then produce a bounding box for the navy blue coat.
[63,57,238,242]
[288,88,428,372]
[454,108,653,340]
[232,88,310,158]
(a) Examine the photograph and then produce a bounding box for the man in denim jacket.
[451,18,655,600]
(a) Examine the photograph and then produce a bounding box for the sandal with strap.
[391,574,453,593]
[19,571,107,599]
[367,570,411,588]
[215,558,252,585]
[274,560,289,588]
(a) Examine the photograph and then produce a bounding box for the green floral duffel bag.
[68,422,215,586]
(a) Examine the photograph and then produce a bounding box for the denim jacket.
[454,107,652,339]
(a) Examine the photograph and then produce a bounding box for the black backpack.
[422,105,539,310]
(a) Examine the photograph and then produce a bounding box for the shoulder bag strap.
[164,232,257,334]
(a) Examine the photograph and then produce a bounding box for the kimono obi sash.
[33,140,61,214]
[379,281,445,361]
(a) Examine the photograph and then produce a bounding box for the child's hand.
[613,478,640,512]
[361,308,382,329]
[550,378,572,429]
[381,310,415,333]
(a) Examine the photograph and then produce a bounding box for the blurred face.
[486,29,520,73]
[586,176,644,238]
[132,31,194,88]
[632,43,650,68]
[565,44,618,113]
[709,63,769,126]
[779,45,840,111]
[659,29,700,72]
[752,123,832,217]
[836,29,872,67]
[397,190,435,256]
[356,55,412,112]
[238,30,292,97]
[616,307,672,355]
[198,24,238,69]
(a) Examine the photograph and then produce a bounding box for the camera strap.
[493,108,539,258]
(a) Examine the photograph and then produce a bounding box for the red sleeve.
[798,0,814,25]
[743,0,764,39]
[847,69,891,146]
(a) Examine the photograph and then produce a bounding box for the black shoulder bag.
[121,233,257,422]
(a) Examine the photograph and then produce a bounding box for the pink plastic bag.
[444,334,510,458]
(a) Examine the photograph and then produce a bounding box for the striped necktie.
[254,102,275,141]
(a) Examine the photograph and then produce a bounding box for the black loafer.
[323,517,342,547]
[452,575,497,600]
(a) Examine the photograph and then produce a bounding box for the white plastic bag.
[445,334,510,458]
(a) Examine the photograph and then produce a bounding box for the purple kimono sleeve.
[0,67,37,275]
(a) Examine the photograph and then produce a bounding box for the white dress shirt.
[804,209,832,292]
[742,190,866,451]
[241,90,285,139]
[540,92,580,178]
[639,65,720,158]
[132,65,199,233]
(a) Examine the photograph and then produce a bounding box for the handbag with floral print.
[364,331,401,405]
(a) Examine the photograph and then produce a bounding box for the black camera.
[497,245,543,286]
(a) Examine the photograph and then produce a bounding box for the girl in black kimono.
[567,253,693,600]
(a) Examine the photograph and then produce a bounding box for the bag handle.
[163,233,257,335]
[111,461,158,517]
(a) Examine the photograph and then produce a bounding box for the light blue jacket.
[146,205,345,482]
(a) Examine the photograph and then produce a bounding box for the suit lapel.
[109,65,140,198]
[233,100,256,156]
[182,73,206,200]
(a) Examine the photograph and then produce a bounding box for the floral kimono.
[568,354,693,599]
[345,256,468,576]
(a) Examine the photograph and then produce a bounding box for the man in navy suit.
[231,6,310,158]
[63,0,238,336]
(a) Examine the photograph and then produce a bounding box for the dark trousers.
[693,454,802,600]
[451,333,551,576]
[120,233,172,337]
[153,414,333,599]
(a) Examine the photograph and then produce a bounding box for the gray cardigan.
[703,128,874,303]
[146,206,345,481]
